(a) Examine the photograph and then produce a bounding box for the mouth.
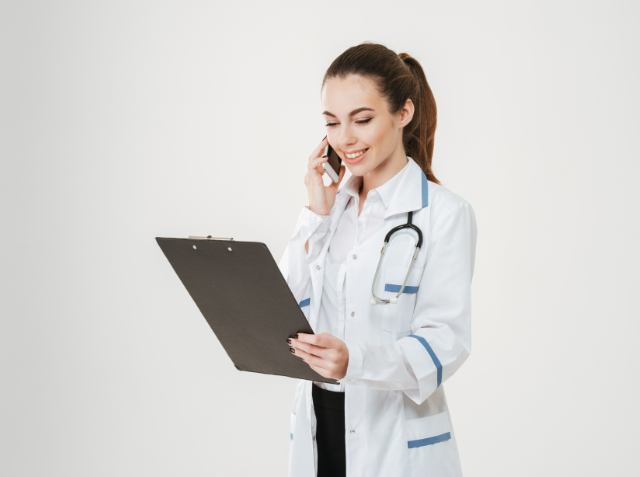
[343,148,369,164]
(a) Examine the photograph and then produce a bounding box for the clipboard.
[156,236,338,385]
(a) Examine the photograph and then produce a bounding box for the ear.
[398,98,415,128]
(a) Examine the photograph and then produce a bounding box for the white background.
[1,1,639,475]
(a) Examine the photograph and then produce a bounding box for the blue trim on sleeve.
[384,284,419,294]
[408,432,451,448]
[408,334,442,387]
[290,433,293,440]
[299,298,310,308]
[421,170,429,208]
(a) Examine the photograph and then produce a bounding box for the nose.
[338,124,357,151]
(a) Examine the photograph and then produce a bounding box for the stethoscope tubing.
[370,211,423,306]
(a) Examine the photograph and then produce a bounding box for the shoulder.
[426,180,475,216]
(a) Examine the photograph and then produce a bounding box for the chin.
[344,162,368,177]
[351,160,381,177]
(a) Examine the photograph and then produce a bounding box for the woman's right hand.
[304,136,346,216]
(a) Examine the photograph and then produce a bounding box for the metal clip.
[188,235,235,241]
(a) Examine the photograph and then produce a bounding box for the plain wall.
[1,1,639,475]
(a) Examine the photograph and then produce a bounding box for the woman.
[278,43,478,477]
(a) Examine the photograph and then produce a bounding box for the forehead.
[321,75,385,114]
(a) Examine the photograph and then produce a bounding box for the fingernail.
[294,334,299,339]
[287,338,291,344]
[289,347,295,353]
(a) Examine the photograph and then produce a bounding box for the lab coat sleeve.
[341,200,477,405]
[277,206,332,299]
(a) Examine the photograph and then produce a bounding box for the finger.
[295,333,328,347]
[301,332,337,349]
[290,339,327,358]
[329,165,346,190]
[308,136,329,163]
[295,348,325,367]
[308,154,328,172]
[308,363,331,378]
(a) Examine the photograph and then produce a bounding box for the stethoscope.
[370,210,423,305]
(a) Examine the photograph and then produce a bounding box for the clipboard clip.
[188,235,234,241]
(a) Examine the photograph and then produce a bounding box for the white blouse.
[313,158,417,392]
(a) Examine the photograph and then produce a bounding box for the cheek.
[363,122,388,148]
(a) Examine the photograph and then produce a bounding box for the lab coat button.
[351,311,355,317]
[350,429,355,434]
[316,265,321,270]
[352,254,357,259]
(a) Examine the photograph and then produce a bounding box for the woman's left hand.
[288,333,349,380]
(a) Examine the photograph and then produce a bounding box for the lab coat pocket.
[405,412,453,475]
[382,265,424,335]
[405,411,451,449]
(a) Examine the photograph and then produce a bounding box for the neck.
[359,145,408,199]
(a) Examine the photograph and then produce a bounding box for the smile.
[343,148,369,164]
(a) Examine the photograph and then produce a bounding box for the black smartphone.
[322,143,342,183]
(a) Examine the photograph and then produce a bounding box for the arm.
[278,206,332,296]
[345,200,477,403]
[278,136,346,300]
[292,198,477,405]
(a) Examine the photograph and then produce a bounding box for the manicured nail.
[294,334,299,339]
[289,347,295,353]
[287,338,292,344]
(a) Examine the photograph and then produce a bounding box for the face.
[321,74,414,179]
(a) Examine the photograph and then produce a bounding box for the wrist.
[340,342,364,383]
[307,205,330,217]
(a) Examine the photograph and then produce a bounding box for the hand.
[288,332,349,380]
[304,137,346,216]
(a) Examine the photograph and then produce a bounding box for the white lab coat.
[278,156,478,477]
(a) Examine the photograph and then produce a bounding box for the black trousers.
[312,383,346,477]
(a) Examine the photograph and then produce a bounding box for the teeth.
[346,149,367,159]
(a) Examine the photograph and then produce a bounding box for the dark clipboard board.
[156,237,339,385]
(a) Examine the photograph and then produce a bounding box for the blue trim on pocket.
[299,298,310,308]
[408,334,442,387]
[384,284,419,294]
[421,170,429,208]
[408,432,450,448]
[290,433,293,440]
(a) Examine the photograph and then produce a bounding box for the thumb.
[330,165,346,190]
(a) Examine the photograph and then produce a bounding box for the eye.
[355,118,372,125]
[325,122,338,128]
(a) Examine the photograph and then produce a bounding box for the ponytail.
[398,53,438,184]
[323,43,440,184]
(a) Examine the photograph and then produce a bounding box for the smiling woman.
[320,45,438,185]
[281,42,477,477]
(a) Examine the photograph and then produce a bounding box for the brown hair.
[322,42,440,184]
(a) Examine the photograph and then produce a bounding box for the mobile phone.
[322,143,342,183]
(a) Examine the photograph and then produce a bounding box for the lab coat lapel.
[383,157,429,219]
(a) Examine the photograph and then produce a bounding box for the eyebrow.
[322,107,375,118]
